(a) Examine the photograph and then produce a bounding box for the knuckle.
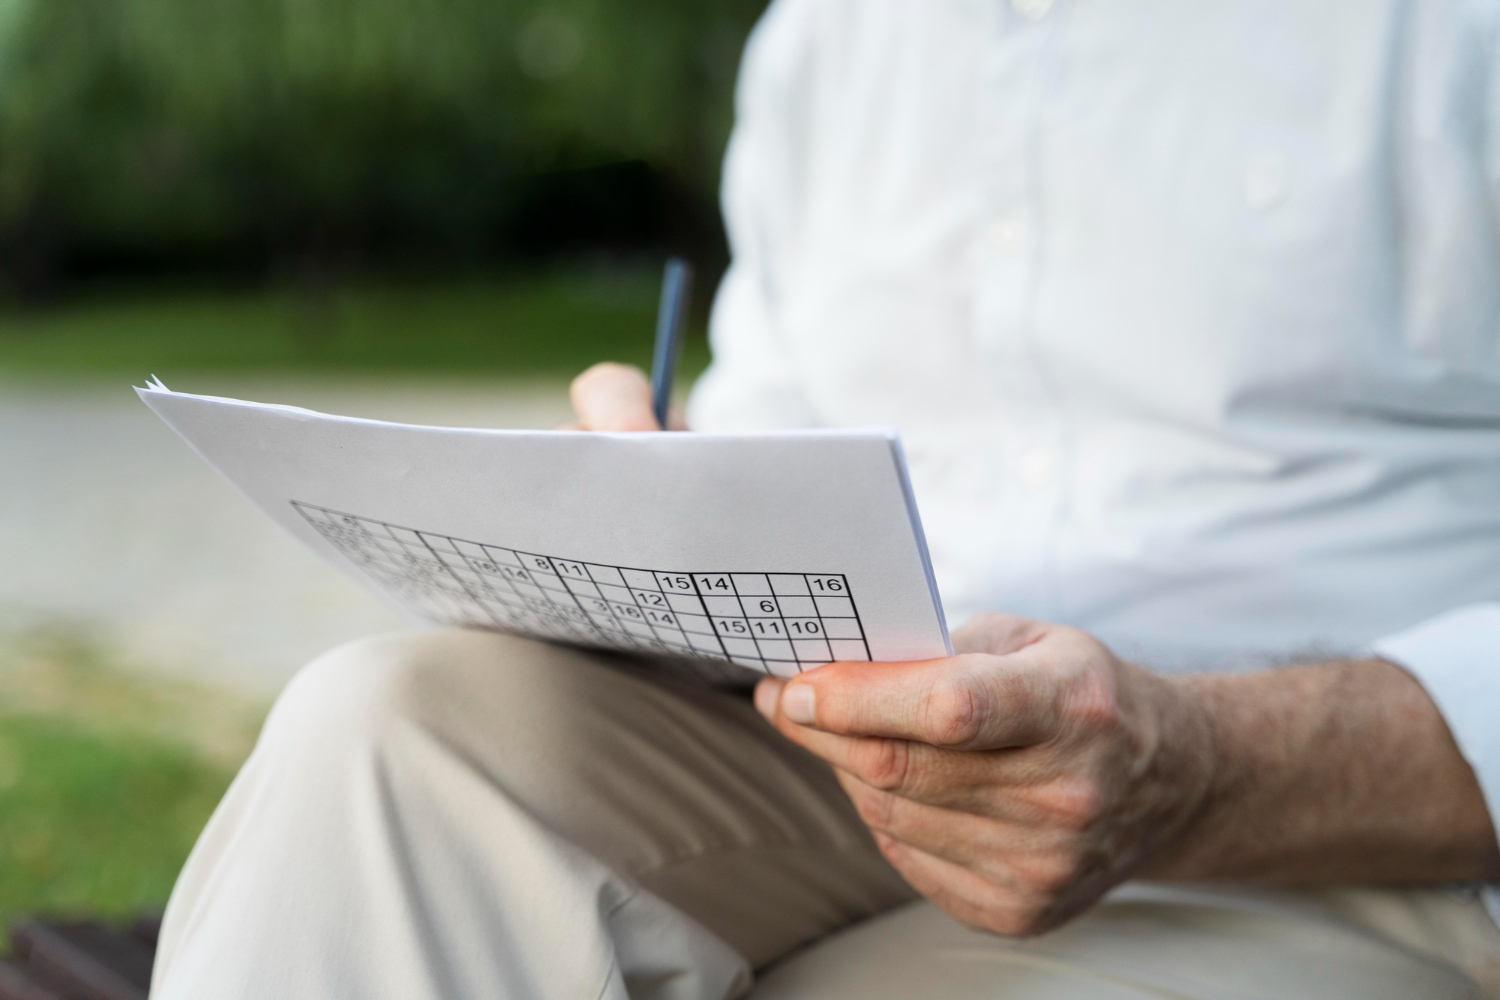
[570,361,612,391]
[1058,661,1122,734]
[940,868,1068,940]
[1009,850,1080,898]
[872,830,904,865]
[1006,905,1055,939]
[924,667,990,747]
[1033,777,1104,831]
[850,783,900,831]
[585,360,635,381]
[971,899,1050,939]
[571,362,643,400]
[850,738,913,791]
[956,909,1006,936]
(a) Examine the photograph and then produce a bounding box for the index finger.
[762,654,1064,750]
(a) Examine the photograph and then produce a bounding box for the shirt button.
[1011,0,1055,21]
[1018,448,1057,488]
[985,215,1026,253]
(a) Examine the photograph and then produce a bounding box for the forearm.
[1150,658,1500,885]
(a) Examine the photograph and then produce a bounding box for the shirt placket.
[972,0,1069,618]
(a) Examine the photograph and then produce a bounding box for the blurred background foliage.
[0,0,775,929]
[0,0,768,299]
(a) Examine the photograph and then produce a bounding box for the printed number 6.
[759,600,776,613]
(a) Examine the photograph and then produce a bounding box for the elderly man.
[150,1,1500,998]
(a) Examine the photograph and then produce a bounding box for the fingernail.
[754,679,784,720]
[781,683,816,725]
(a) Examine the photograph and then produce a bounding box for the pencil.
[651,256,694,430]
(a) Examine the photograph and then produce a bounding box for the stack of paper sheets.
[140,380,951,683]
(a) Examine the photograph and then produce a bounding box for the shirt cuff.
[1369,603,1500,924]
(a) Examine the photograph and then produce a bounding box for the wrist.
[1128,664,1286,881]
[1119,664,1226,880]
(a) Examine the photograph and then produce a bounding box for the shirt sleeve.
[1370,603,1500,924]
[686,0,821,433]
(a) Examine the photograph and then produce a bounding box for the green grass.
[0,267,711,380]
[0,628,263,922]
[0,716,233,918]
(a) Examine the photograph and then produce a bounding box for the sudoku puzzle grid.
[294,502,872,675]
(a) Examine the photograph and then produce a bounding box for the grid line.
[292,501,872,676]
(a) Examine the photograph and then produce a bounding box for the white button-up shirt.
[687,0,1500,913]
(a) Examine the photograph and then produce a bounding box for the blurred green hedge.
[0,0,767,290]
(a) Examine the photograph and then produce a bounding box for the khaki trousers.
[150,630,1500,999]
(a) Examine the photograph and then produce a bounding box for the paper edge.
[887,436,952,655]
[135,383,901,442]
[136,381,432,627]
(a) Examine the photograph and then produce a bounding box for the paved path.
[0,376,573,694]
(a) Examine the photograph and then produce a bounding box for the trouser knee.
[260,628,615,765]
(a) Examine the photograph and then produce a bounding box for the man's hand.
[755,613,1500,938]
[754,613,1215,935]
[566,362,687,431]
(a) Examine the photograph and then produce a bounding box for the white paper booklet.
[138,380,951,684]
